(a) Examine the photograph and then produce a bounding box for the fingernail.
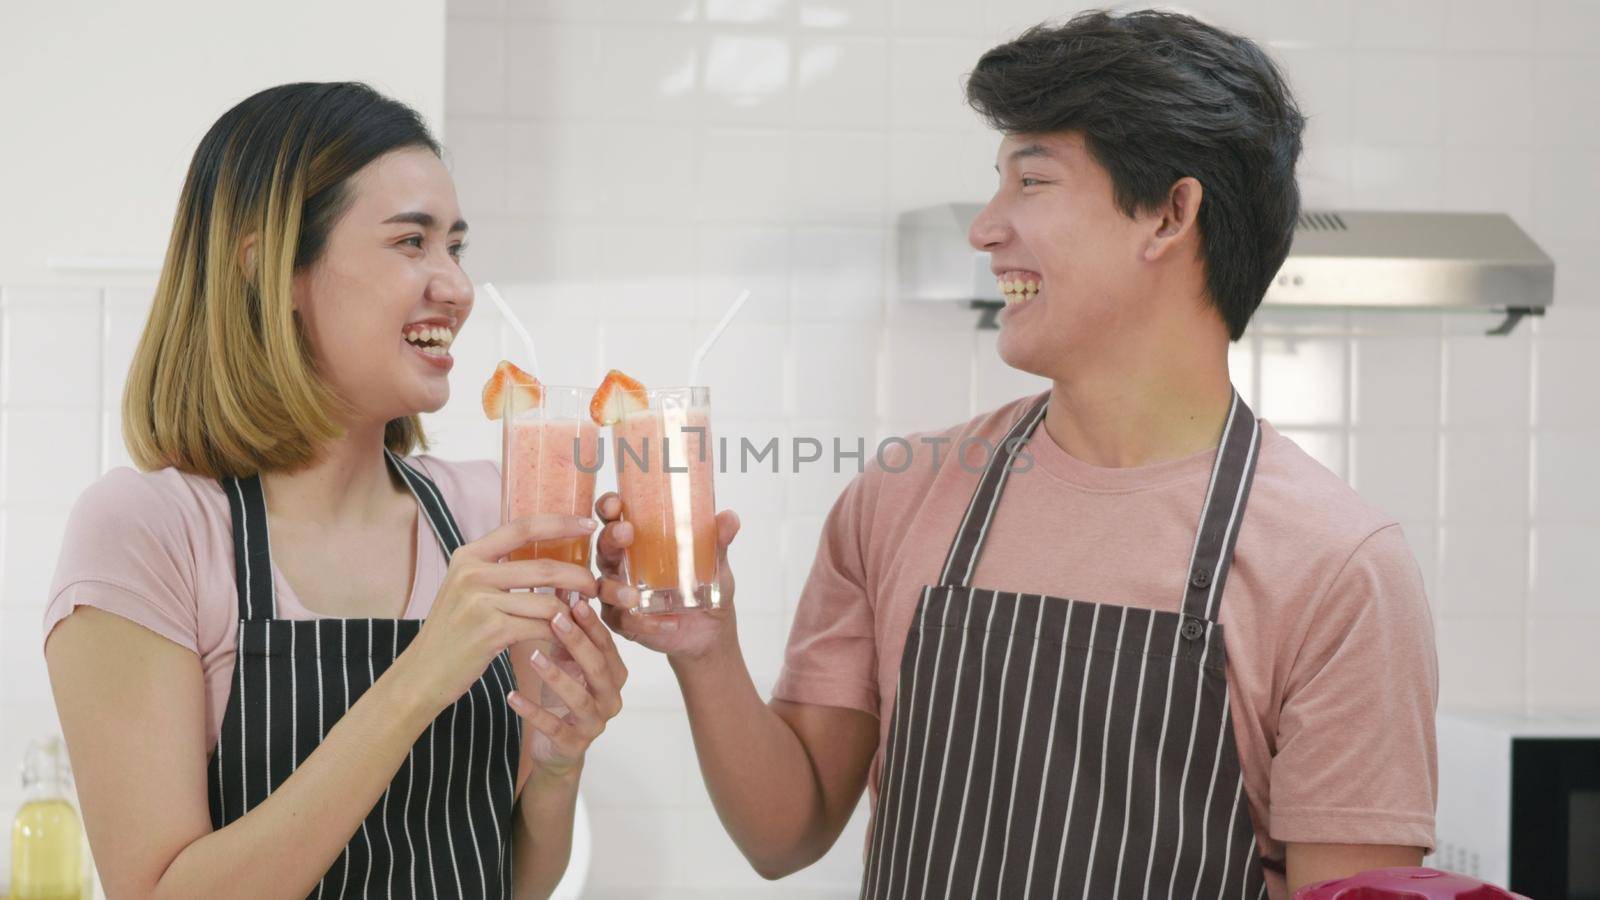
[621,587,639,607]
[660,620,679,633]
[573,602,592,620]
[531,649,552,669]
[554,612,573,633]
[580,517,598,530]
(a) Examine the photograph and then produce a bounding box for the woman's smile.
[402,318,456,370]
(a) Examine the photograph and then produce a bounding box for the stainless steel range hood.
[898,204,1555,333]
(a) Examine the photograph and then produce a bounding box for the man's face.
[969,132,1155,380]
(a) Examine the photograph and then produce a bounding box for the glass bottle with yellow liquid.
[9,737,93,900]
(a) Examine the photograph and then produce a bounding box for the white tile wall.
[3,0,1599,894]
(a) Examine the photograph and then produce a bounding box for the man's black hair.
[967,9,1306,339]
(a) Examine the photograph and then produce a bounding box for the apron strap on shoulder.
[936,393,1050,587]
[1179,392,1262,623]
[385,449,467,559]
[220,474,277,622]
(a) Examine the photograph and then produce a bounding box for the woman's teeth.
[997,275,1040,306]
[404,325,454,357]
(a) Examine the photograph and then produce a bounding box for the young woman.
[43,82,623,898]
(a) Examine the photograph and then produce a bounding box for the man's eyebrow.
[994,142,1056,171]
[381,211,469,233]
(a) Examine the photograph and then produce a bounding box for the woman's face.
[291,146,474,429]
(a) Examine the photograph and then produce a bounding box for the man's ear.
[1144,176,1203,262]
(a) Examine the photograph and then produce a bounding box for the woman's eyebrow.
[381,211,469,233]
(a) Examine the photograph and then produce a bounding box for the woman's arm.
[510,765,583,898]
[506,634,580,899]
[46,607,440,898]
[506,600,627,898]
[47,515,598,898]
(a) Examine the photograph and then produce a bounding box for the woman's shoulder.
[49,467,232,646]
[404,454,499,500]
[68,465,228,538]
[403,455,501,540]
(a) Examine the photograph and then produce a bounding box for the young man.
[597,10,1437,898]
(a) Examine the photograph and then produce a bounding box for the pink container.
[1293,867,1530,900]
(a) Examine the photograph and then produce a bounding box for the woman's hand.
[592,492,741,661]
[507,599,627,777]
[397,515,600,717]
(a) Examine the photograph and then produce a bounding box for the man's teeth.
[403,325,455,353]
[996,276,1041,306]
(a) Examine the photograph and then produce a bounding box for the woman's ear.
[238,233,258,275]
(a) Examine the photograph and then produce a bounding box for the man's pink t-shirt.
[42,456,502,754]
[773,394,1439,895]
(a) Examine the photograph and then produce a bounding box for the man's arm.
[1272,524,1439,888]
[595,496,881,878]
[1286,843,1424,891]
[671,639,879,878]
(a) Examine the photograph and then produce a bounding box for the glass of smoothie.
[591,370,720,615]
[484,362,601,579]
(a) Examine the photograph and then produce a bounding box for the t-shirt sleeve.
[771,466,884,717]
[1267,523,1439,850]
[42,468,201,655]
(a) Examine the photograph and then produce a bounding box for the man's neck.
[1041,356,1236,470]
[260,421,408,526]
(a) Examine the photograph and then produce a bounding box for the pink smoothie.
[612,406,717,601]
[502,417,601,565]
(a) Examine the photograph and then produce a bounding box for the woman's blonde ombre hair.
[124,82,441,479]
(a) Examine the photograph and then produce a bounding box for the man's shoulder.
[870,393,1047,483]
[1247,423,1406,571]
[836,393,1047,545]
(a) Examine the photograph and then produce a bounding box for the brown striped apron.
[861,392,1272,899]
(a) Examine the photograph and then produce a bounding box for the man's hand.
[593,492,741,661]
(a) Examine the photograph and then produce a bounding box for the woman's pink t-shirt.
[42,456,502,754]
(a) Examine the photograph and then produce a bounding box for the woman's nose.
[430,262,473,309]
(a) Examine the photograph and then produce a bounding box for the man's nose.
[968,199,1009,252]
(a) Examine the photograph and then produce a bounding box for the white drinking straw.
[688,289,752,386]
[479,282,542,380]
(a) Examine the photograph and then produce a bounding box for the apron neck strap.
[220,451,467,622]
[1178,391,1261,623]
[222,474,276,621]
[383,449,467,560]
[936,393,1050,587]
[934,390,1262,623]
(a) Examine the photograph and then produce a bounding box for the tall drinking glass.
[609,386,720,614]
[501,386,601,581]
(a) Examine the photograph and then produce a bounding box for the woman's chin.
[390,384,451,420]
[429,383,453,409]
[415,392,450,416]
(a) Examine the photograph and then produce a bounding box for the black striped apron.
[208,449,521,898]
[862,393,1272,899]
